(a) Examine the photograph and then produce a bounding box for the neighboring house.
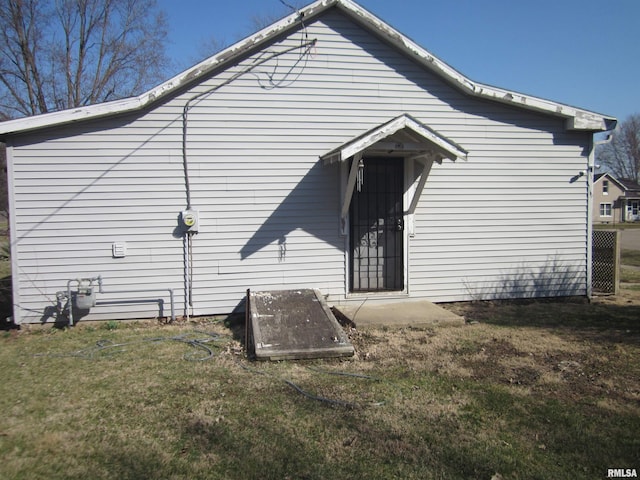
[593,173,626,224]
[593,173,640,224]
[618,178,640,222]
[0,0,616,325]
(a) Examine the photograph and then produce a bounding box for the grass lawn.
[594,223,640,230]
[621,249,640,283]
[0,254,10,323]
[622,249,640,267]
[1,292,639,480]
[622,267,640,283]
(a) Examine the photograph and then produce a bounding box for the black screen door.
[350,158,404,292]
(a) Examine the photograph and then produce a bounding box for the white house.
[0,0,616,325]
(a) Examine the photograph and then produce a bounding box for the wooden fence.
[592,230,620,294]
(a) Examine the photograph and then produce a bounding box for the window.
[600,203,612,217]
[625,201,640,221]
[602,180,609,194]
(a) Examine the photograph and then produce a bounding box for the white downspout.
[4,141,20,324]
[586,139,595,299]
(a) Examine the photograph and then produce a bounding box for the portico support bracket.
[340,152,362,234]
[407,153,438,215]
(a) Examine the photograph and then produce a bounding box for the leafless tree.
[189,0,306,76]
[0,0,169,119]
[597,114,640,184]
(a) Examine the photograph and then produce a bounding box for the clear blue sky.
[159,0,639,124]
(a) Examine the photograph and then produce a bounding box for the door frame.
[341,156,412,298]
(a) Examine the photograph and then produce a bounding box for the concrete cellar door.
[350,158,404,292]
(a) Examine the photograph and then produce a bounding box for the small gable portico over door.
[320,114,467,294]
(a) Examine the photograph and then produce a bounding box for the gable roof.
[618,178,640,195]
[321,114,467,164]
[594,172,620,187]
[595,172,640,194]
[0,0,617,138]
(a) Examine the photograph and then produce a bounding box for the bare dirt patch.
[1,290,639,479]
[346,287,640,410]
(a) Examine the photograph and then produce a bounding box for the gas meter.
[181,209,199,233]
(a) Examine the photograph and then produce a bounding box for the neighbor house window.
[602,180,609,194]
[600,203,612,217]
[629,200,640,216]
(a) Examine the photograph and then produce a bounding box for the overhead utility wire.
[279,0,300,12]
[251,39,312,90]
[181,38,317,210]
[180,35,316,315]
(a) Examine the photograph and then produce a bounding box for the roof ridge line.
[0,0,616,136]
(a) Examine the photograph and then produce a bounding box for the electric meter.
[181,209,199,233]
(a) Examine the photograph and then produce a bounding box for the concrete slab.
[248,289,354,361]
[332,298,465,329]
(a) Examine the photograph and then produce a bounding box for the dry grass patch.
[1,299,639,479]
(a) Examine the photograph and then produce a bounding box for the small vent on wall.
[112,242,127,258]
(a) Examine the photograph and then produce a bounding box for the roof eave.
[596,172,632,192]
[320,113,468,164]
[0,0,617,136]
[334,0,616,132]
[0,0,336,138]
[0,96,143,137]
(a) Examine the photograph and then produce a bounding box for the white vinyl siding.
[8,9,591,323]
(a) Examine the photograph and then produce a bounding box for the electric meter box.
[181,209,199,233]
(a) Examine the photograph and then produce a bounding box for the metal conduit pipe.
[96,276,176,324]
[66,276,176,326]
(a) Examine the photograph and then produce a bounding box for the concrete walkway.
[332,298,465,329]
